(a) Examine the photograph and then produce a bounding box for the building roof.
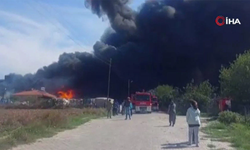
[13,90,57,99]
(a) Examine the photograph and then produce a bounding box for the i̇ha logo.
[215,16,241,26]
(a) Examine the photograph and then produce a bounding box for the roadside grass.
[0,108,106,150]
[202,120,250,150]
[207,143,216,149]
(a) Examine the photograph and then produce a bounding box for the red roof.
[13,90,57,99]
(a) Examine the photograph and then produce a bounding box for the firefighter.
[168,99,176,127]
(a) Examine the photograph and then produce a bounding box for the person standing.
[168,100,176,127]
[115,101,119,115]
[125,97,131,120]
[106,99,112,119]
[186,100,201,147]
[113,100,117,116]
[121,100,125,115]
[130,101,133,116]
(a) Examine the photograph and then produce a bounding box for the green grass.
[207,143,216,148]
[203,121,250,150]
[0,108,106,150]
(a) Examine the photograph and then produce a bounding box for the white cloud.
[0,5,109,79]
[0,0,144,79]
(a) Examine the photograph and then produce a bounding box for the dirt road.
[12,113,233,150]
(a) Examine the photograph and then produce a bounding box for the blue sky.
[0,0,145,79]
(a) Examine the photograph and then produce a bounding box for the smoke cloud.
[1,0,250,99]
[85,0,137,36]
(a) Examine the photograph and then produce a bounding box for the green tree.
[182,80,216,112]
[220,50,250,102]
[154,85,178,108]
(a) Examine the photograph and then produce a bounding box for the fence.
[231,101,250,122]
[159,98,221,115]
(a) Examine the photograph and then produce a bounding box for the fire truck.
[131,92,152,113]
[219,98,231,111]
[152,95,159,111]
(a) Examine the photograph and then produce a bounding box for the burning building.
[57,90,74,100]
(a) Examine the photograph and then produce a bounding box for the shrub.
[218,111,243,124]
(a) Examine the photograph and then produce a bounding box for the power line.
[29,0,133,86]
[26,0,110,65]
[107,58,112,101]
[30,1,135,87]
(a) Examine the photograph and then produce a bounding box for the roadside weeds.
[202,119,250,150]
[0,108,106,150]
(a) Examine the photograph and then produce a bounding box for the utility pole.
[128,80,133,97]
[128,79,130,97]
[107,59,112,101]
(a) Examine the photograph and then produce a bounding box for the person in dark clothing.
[113,101,116,116]
[130,102,133,116]
[115,101,120,115]
[106,99,112,119]
[121,100,125,115]
[224,101,231,111]
[124,97,131,120]
[168,100,176,127]
[114,101,119,115]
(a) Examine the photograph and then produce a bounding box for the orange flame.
[57,90,74,100]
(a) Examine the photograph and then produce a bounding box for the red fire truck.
[152,95,159,111]
[131,92,152,113]
[219,98,231,111]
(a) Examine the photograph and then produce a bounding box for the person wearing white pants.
[186,100,201,147]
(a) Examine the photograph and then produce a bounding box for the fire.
[57,90,74,100]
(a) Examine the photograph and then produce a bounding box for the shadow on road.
[111,118,132,121]
[111,119,124,121]
[161,142,191,149]
[155,125,171,127]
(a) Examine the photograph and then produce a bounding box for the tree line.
[151,50,250,115]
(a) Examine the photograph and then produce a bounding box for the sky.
[0,0,144,79]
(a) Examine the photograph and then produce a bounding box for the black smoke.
[1,0,250,99]
[85,0,137,36]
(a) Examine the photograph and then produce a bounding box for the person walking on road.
[168,100,176,127]
[106,99,112,119]
[186,99,201,147]
[125,97,131,120]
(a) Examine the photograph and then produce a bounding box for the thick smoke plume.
[85,0,137,35]
[1,0,250,99]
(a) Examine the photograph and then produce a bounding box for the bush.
[218,111,243,124]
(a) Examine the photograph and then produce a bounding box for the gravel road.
[12,113,234,150]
